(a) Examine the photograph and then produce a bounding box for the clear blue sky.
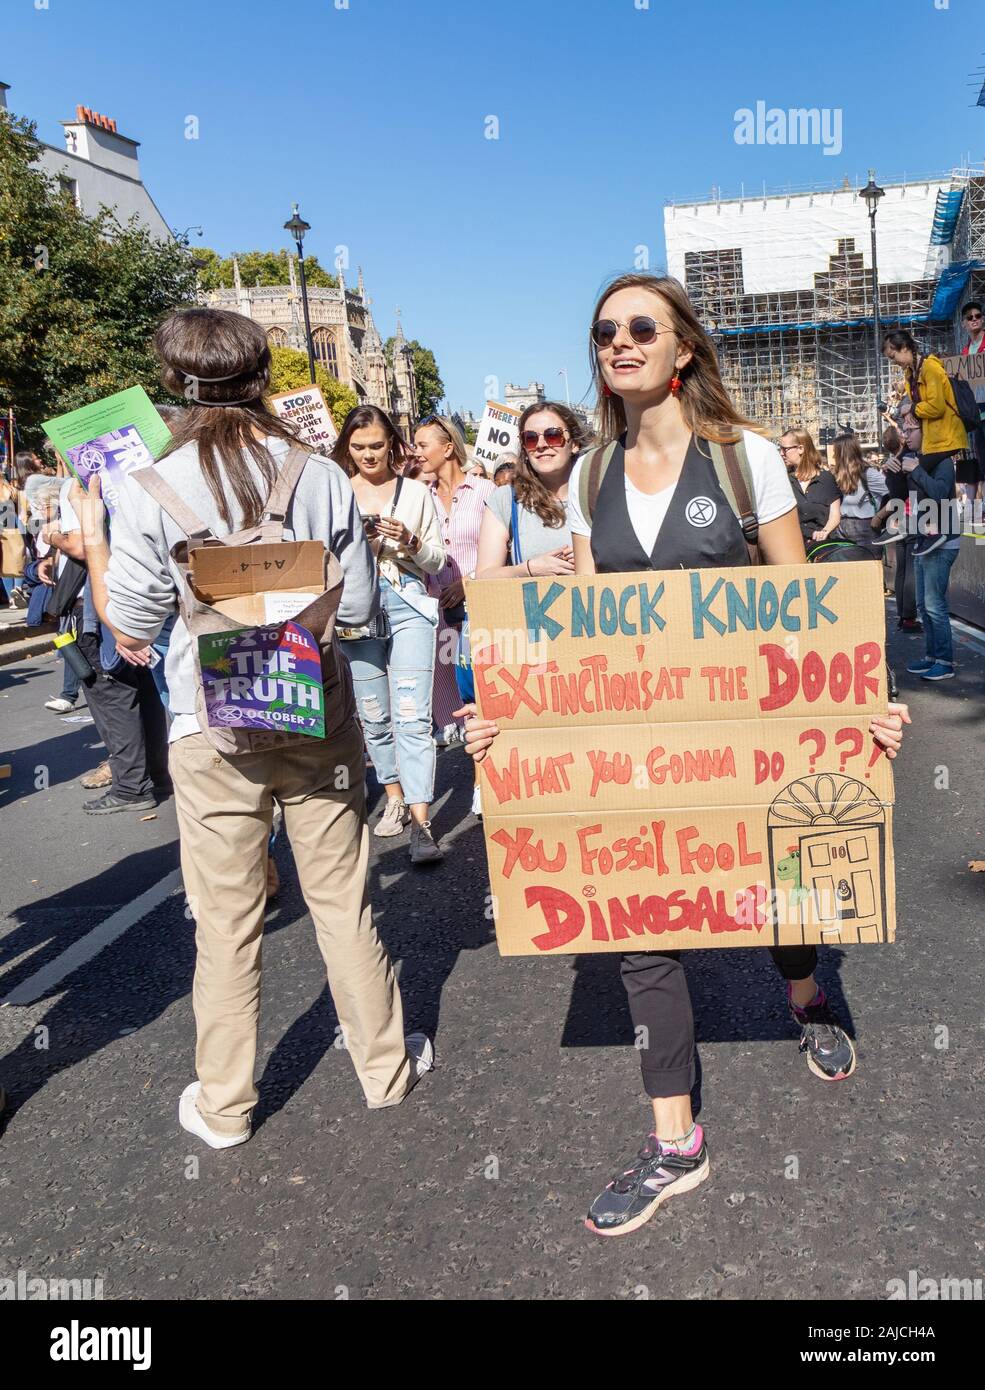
[4,0,983,414]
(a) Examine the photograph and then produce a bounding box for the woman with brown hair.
[777,427,842,546]
[473,401,587,581]
[72,308,433,1148]
[459,273,909,1237]
[332,405,447,861]
[412,414,494,751]
[831,432,884,556]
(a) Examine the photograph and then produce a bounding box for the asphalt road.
[1,618,984,1301]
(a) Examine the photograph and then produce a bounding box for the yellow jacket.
[908,355,968,455]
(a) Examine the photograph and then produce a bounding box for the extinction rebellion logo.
[686,497,717,527]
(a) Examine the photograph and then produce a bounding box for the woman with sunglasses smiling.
[473,401,586,582]
[413,414,495,753]
[460,272,910,1238]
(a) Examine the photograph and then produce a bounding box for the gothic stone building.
[205,259,419,435]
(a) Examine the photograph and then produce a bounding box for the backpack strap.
[261,445,313,529]
[707,435,761,563]
[577,439,620,526]
[131,466,216,542]
[509,487,523,565]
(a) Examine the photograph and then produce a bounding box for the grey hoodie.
[104,435,378,743]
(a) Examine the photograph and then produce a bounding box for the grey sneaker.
[586,1127,710,1237]
[789,985,857,1081]
[374,797,410,838]
[409,819,443,864]
[83,791,156,815]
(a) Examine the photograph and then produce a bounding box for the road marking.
[952,618,985,655]
[1,868,184,1007]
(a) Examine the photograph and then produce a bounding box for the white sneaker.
[434,722,464,749]
[471,784,482,818]
[405,1032,434,1078]
[44,696,76,713]
[374,797,410,837]
[178,1081,251,1150]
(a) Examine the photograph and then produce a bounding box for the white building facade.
[1,83,171,240]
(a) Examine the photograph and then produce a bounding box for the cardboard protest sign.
[473,400,520,472]
[941,352,985,402]
[198,622,325,738]
[268,385,338,452]
[465,563,895,956]
[42,387,173,516]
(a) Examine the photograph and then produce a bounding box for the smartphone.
[363,514,381,538]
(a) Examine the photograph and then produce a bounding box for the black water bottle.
[53,629,95,682]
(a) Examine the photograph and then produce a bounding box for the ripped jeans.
[346,576,437,806]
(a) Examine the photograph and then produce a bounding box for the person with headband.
[459,273,909,1238]
[72,309,434,1149]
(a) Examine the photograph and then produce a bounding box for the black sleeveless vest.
[589,434,750,575]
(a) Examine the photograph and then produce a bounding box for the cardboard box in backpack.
[132,446,348,752]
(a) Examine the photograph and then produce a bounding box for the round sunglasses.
[522,427,567,449]
[591,315,671,349]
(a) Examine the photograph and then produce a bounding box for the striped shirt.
[428,474,496,588]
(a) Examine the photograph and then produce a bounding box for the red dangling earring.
[669,374,683,397]
[602,382,613,397]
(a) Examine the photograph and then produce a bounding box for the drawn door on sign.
[767,774,888,946]
[796,824,885,944]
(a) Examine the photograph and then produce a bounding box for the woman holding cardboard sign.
[459,273,909,1238]
[73,309,434,1150]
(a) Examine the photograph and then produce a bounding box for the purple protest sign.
[66,427,155,516]
[197,622,325,738]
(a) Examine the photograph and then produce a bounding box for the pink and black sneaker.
[585,1126,710,1237]
[789,984,857,1081]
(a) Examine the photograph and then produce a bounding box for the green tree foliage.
[196,247,337,291]
[267,346,357,430]
[0,111,200,444]
[385,337,445,417]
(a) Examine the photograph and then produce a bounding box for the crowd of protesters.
[6,276,985,1233]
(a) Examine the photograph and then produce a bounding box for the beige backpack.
[132,445,347,755]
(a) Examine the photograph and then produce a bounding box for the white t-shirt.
[567,431,795,555]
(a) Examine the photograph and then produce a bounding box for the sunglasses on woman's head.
[591,316,669,348]
[417,414,450,437]
[522,427,567,449]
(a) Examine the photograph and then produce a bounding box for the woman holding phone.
[332,406,447,863]
[459,273,909,1237]
[412,415,494,750]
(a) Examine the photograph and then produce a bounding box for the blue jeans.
[346,577,437,806]
[150,612,176,709]
[914,548,958,665]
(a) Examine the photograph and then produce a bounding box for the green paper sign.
[42,387,173,515]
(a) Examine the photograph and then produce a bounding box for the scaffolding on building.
[670,171,985,445]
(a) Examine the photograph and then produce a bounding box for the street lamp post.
[284,203,316,384]
[861,171,885,444]
[558,367,571,407]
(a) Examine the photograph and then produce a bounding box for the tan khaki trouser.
[170,721,411,1134]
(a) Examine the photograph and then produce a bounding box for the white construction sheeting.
[664,182,948,295]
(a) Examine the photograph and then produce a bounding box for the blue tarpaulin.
[930,188,965,245]
[929,260,985,321]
